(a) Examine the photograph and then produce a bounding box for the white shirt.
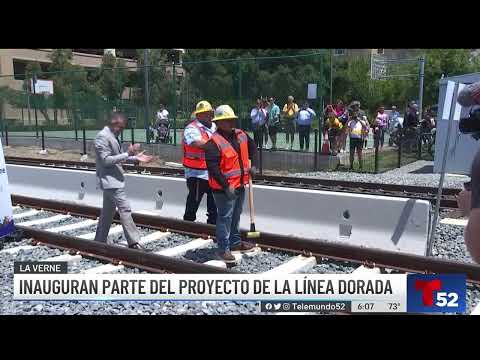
[156,109,169,120]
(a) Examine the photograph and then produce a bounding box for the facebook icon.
[407,274,466,313]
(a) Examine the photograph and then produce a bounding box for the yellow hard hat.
[212,105,238,122]
[194,100,213,115]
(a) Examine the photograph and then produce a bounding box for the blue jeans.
[212,187,245,252]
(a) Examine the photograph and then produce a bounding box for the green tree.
[422,49,479,106]
[47,49,74,125]
[97,53,128,105]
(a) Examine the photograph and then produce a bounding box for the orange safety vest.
[208,129,250,191]
[182,121,210,170]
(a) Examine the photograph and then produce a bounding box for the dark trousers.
[253,124,268,148]
[374,127,385,148]
[183,177,217,225]
[285,120,296,144]
[298,125,311,151]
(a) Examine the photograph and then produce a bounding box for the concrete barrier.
[7,164,431,255]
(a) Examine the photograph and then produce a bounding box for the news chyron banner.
[12,264,468,314]
[0,138,15,238]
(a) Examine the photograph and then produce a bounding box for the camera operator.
[457,81,480,263]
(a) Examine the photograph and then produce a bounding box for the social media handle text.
[260,301,351,313]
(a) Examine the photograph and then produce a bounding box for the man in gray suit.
[94,112,153,250]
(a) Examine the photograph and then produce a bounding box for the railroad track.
[5,156,460,208]
[3,197,480,314]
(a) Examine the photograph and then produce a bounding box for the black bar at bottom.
[82,128,87,155]
[41,129,45,150]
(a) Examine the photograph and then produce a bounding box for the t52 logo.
[407,274,466,313]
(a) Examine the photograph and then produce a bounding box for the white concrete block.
[13,209,40,220]
[17,214,72,227]
[0,245,37,255]
[440,218,468,227]
[352,265,382,275]
[165,162,183,168]
[118,231,171,246]
[233,246,262,258]
[265,255,317,274]
[81,264,125,274]
[204,260,227,268]
[156,238,214,257]
[45,219,98,233]
[136,210,162,216]
[471,302,480,315]
[43,254,82,265]
[79,225,123,240]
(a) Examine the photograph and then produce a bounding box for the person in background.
[250,98,268,148]
[296,102,316,151]
[455,81,480,263]
[182,100,217,225]
[94,112,153,250]
[334,99,345,116]
[282,95,299,150]
[261,97,270,146]
[374,105,389,149]
[349,100,369,148]
[335,100,349,153]
[347,111,368,171]
[389,105,401,133]
[156,104,169,124]
[267,97,281,151]
[204,105,258,263]
[404,102,419,129]
[324,111,343,155]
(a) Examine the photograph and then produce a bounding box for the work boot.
[231,241,256,253]
[217,250,236,264]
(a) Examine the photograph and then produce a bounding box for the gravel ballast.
[293,160,468,189]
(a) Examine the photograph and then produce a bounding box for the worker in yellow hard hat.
[203,105,258,263]
[182,100,217,225]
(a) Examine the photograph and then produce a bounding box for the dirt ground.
[2,145,172,168]
[3,144,287,176]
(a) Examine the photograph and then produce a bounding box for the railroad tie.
[12,209,41,220]
[351,265,381,275]
[264,255,317,274]
[440,218,468,227]
[42,254,82,266]
[17,214,72,227]
[81,264,125,274]
[156,238,215,257]
[78,225,124,240]
[0,245,37,255]
[118,231,172,247]
[204,247,263,268]
[45,219,98,233]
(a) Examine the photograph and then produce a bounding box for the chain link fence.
[0,50,428,174]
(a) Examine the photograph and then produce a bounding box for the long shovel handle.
[248,175,255,225]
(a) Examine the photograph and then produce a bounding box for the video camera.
[459,106,480,140]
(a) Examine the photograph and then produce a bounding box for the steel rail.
[16,225,237,274]
[12,195,480,283]
[5,156,460,205]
